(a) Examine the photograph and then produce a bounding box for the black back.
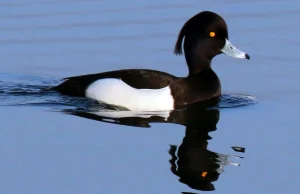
[52,69,177,96]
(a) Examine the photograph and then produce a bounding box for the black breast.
[170,69,221,108]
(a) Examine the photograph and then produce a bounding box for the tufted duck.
[52,11,250,111]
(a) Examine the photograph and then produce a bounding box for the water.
[1,0,300,193]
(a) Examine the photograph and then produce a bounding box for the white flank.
[85,78,174,111]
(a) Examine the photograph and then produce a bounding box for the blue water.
[1,0,300,193]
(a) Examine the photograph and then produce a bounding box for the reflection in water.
[63,104,245,193]
[168,108,241,192]
[232,146,246,153]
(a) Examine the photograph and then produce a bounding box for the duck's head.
[174,11,250,74]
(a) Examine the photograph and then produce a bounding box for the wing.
[52,69,178,96]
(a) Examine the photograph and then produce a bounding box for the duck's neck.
[183,38,213,76]
[185,53,212,76]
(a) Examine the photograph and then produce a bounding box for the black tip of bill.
[245,53,250,60]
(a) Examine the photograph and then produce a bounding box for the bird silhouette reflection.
[63,103,243,192]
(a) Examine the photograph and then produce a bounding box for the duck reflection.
[63,104,244,192]
[168,108,241,192]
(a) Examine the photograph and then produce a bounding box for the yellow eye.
[201,172,208,177]
[210,32,216,37]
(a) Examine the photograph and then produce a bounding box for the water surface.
[1,0,300,194]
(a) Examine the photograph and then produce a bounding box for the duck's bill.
[221,39,250,60]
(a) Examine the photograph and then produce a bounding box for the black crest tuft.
[174,21,188,55]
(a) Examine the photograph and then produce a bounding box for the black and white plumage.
[52,11,250,111]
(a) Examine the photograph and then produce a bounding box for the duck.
[52,11,250,111]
